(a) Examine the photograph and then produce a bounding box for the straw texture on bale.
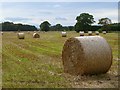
[80,31,84,36]
[17,33,25,39]
[62,36,112,75]
[62,32,67,37]
[33,33,40,38]
[103,31,107,34]
[95,31,99,35]
[88,31,92,35]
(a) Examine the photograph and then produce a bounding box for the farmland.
[1,31,119,88]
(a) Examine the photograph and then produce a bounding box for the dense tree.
[74,13,95,33]
[68,26,74,31]
[98,18,112,25]
[98,18,112,32]
[50,24,63,31]
[55,24,63,31]
[40,21,51,32]
[1,22,37,31]
[74,22,82,33]
[1,17,118,32]
[107,23,120,32]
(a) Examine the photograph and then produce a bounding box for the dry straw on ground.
[88,31,92,35]
[62,32,67,37]
[33,33,40,38]
[80,31,84,36]
[17,33,25,39]
[62,36,112,75]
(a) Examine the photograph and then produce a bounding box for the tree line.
[40,13,119,32]
[1,22,37,31]
[1,13,119,32]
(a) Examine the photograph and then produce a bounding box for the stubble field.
[1,31,119,88]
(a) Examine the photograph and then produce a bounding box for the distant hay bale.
[80,31,84,36]
[1,32,3,35]
[17,33,25,39]
[27,31,30,33]
[38,31,40,33]
[62,36,112,75]
[33,33,40,38]
[103,31,107,34]
[62,32,67,37]
[88,31,92,35]
[95,31,99,35]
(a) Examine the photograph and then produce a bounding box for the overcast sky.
[0,2,118,28]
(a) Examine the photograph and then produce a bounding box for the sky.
[0,2,118,28]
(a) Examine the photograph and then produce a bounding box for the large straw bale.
[80,31,84,36]
[33,33,40,38]
[62,32,67,37]
[88,31,92,35]
[62,36,112,75]
[17,33,25,39]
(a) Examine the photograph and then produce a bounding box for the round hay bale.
[33,33,40,38]
[38,31,40,33]
[62,36,112,75]
[80,31,84,36]
[103,31,106,34]
[27,31,30,33]
[88,31,92,35]
[17,33,25,39]
[1,32,3,35]
[62,32,67,37]
[95,31,99,35]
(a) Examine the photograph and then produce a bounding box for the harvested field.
[1,31,119,88]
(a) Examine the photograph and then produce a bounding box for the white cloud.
[1,2,118,27]
[90,9,118,23]
[53,4,61,8]
[55,17,67,20]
